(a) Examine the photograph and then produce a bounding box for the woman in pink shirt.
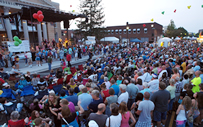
[119,102,136,127]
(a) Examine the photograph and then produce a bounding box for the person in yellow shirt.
[191,71,201,93]
[181,59,186,73]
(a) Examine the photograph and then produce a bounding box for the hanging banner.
[7,40,30,52]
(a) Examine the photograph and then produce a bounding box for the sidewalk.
[3,55,102,74]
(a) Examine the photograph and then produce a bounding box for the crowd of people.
[0,40,203,127]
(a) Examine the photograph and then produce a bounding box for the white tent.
[190,37,197,40]
[158,37,172,47]
[100,37,119,43]
[174,37,181,41]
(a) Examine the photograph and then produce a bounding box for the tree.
[75,0,107,41]
[165,20,188,38]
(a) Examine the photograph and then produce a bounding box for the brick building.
[106,22,163,43]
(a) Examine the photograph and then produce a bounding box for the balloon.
[14,41,19,46]
[33,13,38,19]
[143,24,146,27]
[168,42,170,46]
[187,5,191,9]
[72,10,75,12]
[151,18,154,22]
[174,9,176,13]
[38,18,43,22]
[161,11,165,15]
[161,42,164,47]
[38,14,44,20]
[37,10,43,15]
[70,5,72,7]
[18,39,22,44]
[202,5,203,8]
[13,36,19,41]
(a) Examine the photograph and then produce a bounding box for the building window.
[123,29,126,34]
[108,30,110,34]
[144,28,147,33]
[119,29,122,34]
[133,29,136,34]
[137,28,140,34]
[128,29,131,34]
[115,29,118,34]
[111,30,114,34]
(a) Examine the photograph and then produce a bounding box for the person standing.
[151,82,170,127]
[135,92,154,127]
[47,55,52,72]
[3,52,8,68]
[66,53,71,67]
[88,103,108,127]
[0,52,4,67]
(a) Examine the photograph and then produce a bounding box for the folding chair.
[20,85,35,96]
[2,102,17,123]
[53,84,62,95]
[0,89,16,99]
[65,74,73,84]
[70,67,77,75]
[78,65,83,71]
[82,78,89,86]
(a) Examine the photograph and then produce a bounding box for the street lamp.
[126,22,129,46]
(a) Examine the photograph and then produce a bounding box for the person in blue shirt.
[193,61,200,72]
[199,69,203,83]
[78,87,92,111]
[66,88,78,106]
[109,79,119,96]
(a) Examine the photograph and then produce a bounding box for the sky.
[52,0,203,33]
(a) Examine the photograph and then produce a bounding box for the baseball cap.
[152,73,158,78]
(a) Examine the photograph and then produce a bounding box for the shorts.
[28,58,32,63]
[153,110,167,122]
[36,57,40,61]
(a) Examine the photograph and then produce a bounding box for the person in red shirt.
[0,77,5,85]
[66,53,71,67]
[100,83,110,102]
[8,111,29,127]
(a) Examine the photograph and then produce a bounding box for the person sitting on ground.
[37,78,48,89]
[33,118,49,127]
[32,74,40,90]
[29,99,43,111]
[8,111,29,127]
[58,101,84,127]
[67,78,77,89]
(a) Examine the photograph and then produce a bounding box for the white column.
[22,20,29,40]
[42,22,48,40]
[3,7,12,41]
[37,23,42,45]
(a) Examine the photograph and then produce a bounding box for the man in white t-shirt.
[158,65,168,80]
[117,84,129,104]
[88,72,98,83]
[148,74,159,94]
[104,77,111,89]
[142,69,152,83]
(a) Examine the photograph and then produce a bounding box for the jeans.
[168,98,175,111]
[48,63,51,71]
[0,60,4,66]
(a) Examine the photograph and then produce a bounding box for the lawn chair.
[78,65,83,71]
[20,85,35,96]
[0,89,16,99]
[2,102,17,123]
[53,84,62,95]
[70,67,77,75]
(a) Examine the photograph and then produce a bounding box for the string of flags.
[151,5,203,22]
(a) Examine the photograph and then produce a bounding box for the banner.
[7,40,30,52]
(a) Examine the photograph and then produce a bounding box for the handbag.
[62,118,73,127]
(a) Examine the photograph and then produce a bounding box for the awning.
[130,38,143,43]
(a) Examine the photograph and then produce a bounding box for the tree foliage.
[75,0,107,41]
[165,20,188,38]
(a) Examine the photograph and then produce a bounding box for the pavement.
[2,54,103,74]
